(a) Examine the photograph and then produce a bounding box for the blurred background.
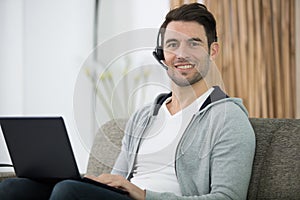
[0,0,299,173]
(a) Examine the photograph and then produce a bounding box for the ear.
[209,42,219,60]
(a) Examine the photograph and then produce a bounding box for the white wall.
[97,0,169,43]
[73,0,171,158]
[0,0,24,172]
[0,1,24,115]
[0,0,95,173]
[0,0,170,173]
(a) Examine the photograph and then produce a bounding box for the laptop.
[0,116,128,195]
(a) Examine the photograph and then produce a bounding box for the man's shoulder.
[205,98,246,113]
[132,92,172,118]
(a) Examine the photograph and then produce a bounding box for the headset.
[152,28,168,70]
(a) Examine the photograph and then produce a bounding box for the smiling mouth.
[175,64,194,69]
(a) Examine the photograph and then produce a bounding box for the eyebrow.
[165,38,178,44]
[165,37,204,44]
[188,37,204,43]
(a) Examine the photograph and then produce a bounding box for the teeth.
[177,65,193,69]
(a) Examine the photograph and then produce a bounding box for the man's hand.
[84,174,146,200]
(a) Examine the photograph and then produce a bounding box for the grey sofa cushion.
[248,118,300,200]
[86,119,127,176]
[86,118,300,199]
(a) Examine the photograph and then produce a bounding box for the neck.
[166,80,209,115]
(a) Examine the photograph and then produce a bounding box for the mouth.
[175,64,194,69]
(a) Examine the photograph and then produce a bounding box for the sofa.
[1,118,300,199]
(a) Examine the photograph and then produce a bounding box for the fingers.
[97,174,126,187]
[83,174,98,182]
[84,174,145,200]
[84,174,125,187]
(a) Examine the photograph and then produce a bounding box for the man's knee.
[1,177,21,187]
[0,178,25,197]
[0,178,12,193]
[0,178,52,200]
[50,180,80,199]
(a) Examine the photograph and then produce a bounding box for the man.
[0,3,255,200]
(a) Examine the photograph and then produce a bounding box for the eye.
[189,41,201,47]
[165,41,179,49]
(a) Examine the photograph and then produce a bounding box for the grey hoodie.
[111,86,256,200]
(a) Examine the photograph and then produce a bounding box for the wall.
[0,0,24,172]
[0,0,95,173]
[73,0,171,170]
[0,0,170,173]
[0,1,24,115]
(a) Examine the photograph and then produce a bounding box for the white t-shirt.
[130,88,214,195]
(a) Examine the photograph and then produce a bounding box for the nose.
[174,44,189,59]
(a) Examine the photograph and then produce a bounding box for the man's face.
[163,21,211,87]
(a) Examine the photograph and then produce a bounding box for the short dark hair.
[159,3,218,49]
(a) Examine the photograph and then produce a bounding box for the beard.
[167,57,210,87]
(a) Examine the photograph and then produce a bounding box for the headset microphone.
[153,51,168,70]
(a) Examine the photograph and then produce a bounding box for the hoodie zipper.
[126,114,154,180]
[174,113,197,179]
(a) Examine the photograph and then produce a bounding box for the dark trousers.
[0,178,132,200]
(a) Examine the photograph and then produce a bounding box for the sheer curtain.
[170,0,296,118]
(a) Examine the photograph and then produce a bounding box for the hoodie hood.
[152,86,249,117]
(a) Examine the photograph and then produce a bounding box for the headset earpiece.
[155,46,164,61]
[153,28,167,70]
[153,51,168,70]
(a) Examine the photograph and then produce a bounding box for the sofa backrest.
[87,118,300,200]
[87,119,127,176]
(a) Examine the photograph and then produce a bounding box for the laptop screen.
[0,117,81,180]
